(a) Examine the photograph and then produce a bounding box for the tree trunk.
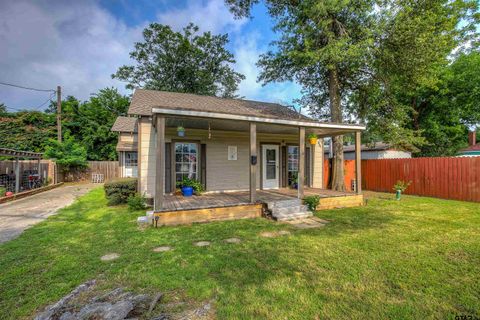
[328,67,346,191]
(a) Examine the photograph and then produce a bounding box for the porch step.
[266,199,312,221]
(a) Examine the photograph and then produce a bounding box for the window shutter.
[165,143,172,193]
[201,144,207,189]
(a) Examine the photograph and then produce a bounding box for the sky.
[0,0,302,112]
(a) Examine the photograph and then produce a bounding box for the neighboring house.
[458,131,480,156]
[324,142,412,160]
[111,116,138,177]
[111,89,365,222]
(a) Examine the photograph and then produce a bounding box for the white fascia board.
[151,108,365,131]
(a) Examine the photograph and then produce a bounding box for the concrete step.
[272,205,309,216]
[266,199,302,209]
[274,212,313,221]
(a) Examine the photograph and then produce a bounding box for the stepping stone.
[260,231,277,238]
[194,241,211,247]
[153,246,172,252]
[278,230,291,235]
[284,217,328,229]
[100,253,120,261]
[224,237,241,244]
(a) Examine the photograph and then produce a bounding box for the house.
[458,131,480,157]
[324,142,412,160]
[112,89,365,224]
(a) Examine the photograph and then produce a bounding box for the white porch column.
[298,127,305,199]
[355,131,362,194]
[249,122,257,203]
[154,116,165,211]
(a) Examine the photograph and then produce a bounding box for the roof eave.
[151,107,365,131]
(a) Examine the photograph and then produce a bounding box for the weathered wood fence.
[361,157,480,202]
[60,161,119,182]
[323,157,480,202]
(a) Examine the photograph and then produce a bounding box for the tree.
[113,23,245,98]
[44,133,87,170]
[354,0,479,153]
[0,103,7,115]
[225,0,375,191]
[44,88,130,160]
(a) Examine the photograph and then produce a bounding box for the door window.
[266,149,276,179]
[175,142,198,182]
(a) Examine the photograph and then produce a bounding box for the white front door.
[262,144,279,189]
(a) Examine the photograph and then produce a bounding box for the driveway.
[0,184,96,244]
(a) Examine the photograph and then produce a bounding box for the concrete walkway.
[0,184,95,244]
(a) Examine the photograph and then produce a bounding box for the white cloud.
[156,0,246,33]
[233,32,302,109]
[0,0,142,109]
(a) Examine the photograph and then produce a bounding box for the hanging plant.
[177,126,185,137]
[307,133,318,145]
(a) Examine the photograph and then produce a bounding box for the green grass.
[0,188,479,319]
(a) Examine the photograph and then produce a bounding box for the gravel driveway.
[0,184,96,244]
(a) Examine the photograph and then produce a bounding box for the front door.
[262,144,279,189]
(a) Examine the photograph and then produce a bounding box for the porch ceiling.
[164,116,361,136]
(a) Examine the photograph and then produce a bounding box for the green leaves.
[112,23,245,98]
[44,133,87,170]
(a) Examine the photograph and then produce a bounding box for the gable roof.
[128,89,311,121]
[111,116,138,133]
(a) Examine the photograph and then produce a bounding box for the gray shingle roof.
[111,116,138,133]
[128,89,311,121]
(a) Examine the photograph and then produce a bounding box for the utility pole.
[57,85,62,142]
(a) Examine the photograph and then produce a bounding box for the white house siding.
[139,118,156,197]
[311,139,324,188]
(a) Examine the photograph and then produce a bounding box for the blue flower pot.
[181,186,194,197]
[177,130,185,137]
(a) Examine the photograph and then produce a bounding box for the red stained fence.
[361,157,480,202]
[323,159,357,192]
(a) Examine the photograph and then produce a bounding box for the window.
[175,142,198,182]
[287,146,299,186]
[124,152,137,167]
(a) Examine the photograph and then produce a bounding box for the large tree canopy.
[226,0,376,191]
[113,23,245,98]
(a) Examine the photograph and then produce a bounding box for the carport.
[0,148,43,194]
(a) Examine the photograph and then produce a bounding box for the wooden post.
[57,86,62,142]
[15,158,20,193]
[249,122,257,203]
[37,158,42,183]
[355,131,362,194]
[298,127,305,199]
[154,116,165,211]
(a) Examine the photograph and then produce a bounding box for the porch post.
[15,158,20,193]
[298,127,305,199]
[355,131,362,194]
[154,116,165,211]
[249,122,257,203]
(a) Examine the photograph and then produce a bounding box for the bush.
[127,193,147,211]
[303,195,320,211]
[104,178,137,206]
[0,187,6,197]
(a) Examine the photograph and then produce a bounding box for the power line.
[0,81,56,93]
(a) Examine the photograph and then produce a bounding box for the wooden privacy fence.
[323,159,357,192]
[362,157,480,202]
[60,161,119,182]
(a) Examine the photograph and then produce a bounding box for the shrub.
[104,178,137,206]
[304,195,320,211]
[127,193,147,211]
[0,187,6,197]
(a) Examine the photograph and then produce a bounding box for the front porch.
[152,188,364,226]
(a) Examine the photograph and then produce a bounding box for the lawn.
[0,188,479,319]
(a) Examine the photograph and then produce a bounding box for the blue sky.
[0,0,301,111]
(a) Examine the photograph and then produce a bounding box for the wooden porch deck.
[159,188,360,212]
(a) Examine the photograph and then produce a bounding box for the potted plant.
[307,133,318,145]
[177,177,204,197]
[177,126,185,137]
[290,172,298,189]
[393,180,411,200]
